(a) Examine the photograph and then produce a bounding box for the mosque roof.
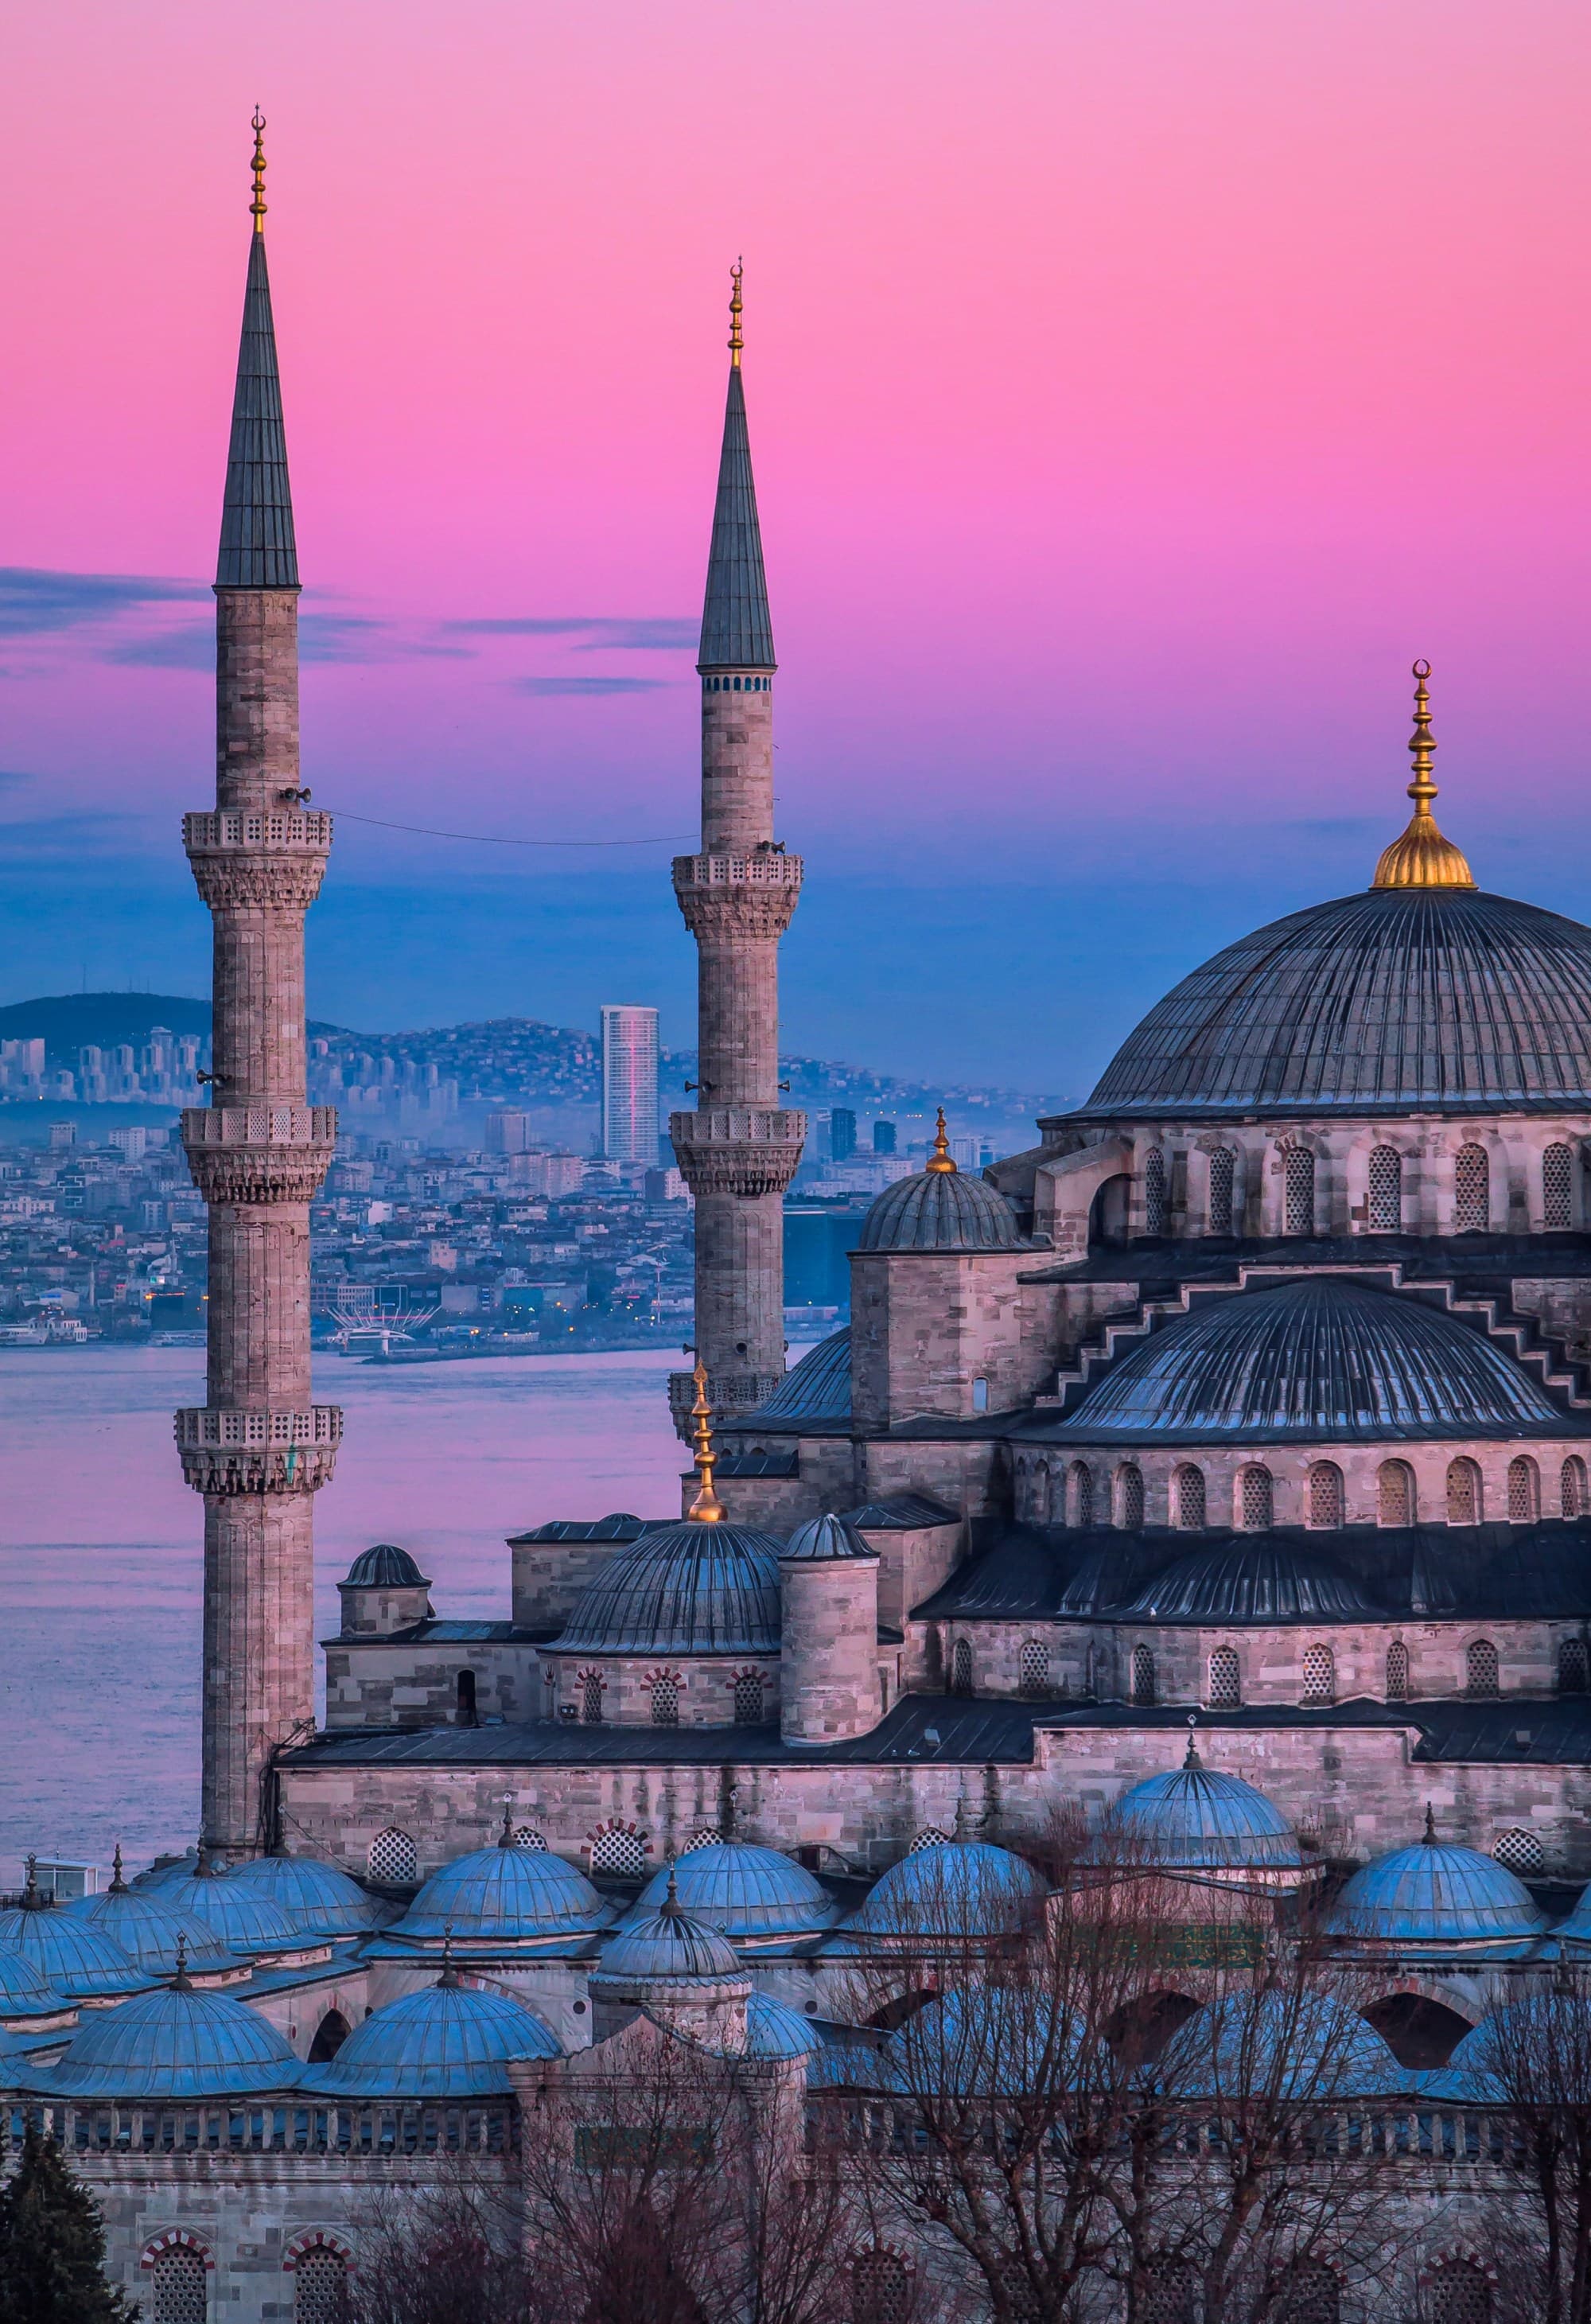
[842,1839,1048,1943]
[342,1543,429,1589]
[1113,1539,1379,1624]
[150,1865,305,1958]
[0,1941,70,2021]
[1051,1277,1560,1442]
[881,1988,1073,2097]
[550,1515,784,1656]
[593,1879,743,1987]
[731,1329,851,1431]
[625,1844,837,1940]
[0,1889,154,2002]
[1547,1881,1591,1949]
[1161,1991,1406,2099]
[216,181,298,590]
[392,1824,612,1942]
[302,1976,559,2098]
[64,1879,246,1979]
[1322,1820,1546,1948]
[1092,1746,1303,1870]
[224,1851,379,1941]
[781,1513,876,1563]
[33,1979,302,2101]
[742,1992,823,2058]
[698,286,775,672]
[507,1514,648,1546]
[857,1150,1022,1255]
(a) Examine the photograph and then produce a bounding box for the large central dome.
[1076,887,1591,1119]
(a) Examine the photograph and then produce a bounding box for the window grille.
[1565,1458,1590,1519]
[151,2252,208,2324]
[1379,1460,1414,1527]
[1143,1147,1167,1236]
[1429,2262,1492,2324]
[1561,1638,1589,1696]
[1386,1641,1410,1700]
[1544,1142,1574,1228]
[733,1672,764,1724]
[908,1826,951,1853]
[368,1827,417,1884]
[294,2251,348,2324]
[650,1676,680,1726]
[582,1670,604,1723]
[1283,1143,1315,1235]
[1447,1459,1482,1526]
[1019,1638,1050,1696]
[1493,1828,1545,1876]
[1301,1644,1335,1704]
[1367,1144,1402,1231]
[1116,1464,1145,1528]
[690,1827,723,1849]
[1454,1143,1489,1232]
[1307,1461,1344,1528]
[1278,2263,1340,2324]
[852,2251,912,2324]
[1130,1645,1157,1707]
[1068,1462,1095,1528]
[1208,1645,1241,1708]
[1508,1456,1540,1524]
[1173,1464,1206,1530]
[1207,1146,1235,1235]
[1032,1463,1052,1523]
[951,1639,973,1695]
[514,1825,549,1850]
[1238,1465,1273,1529]
[589,1824,647,1879]
[1140,2264,1197,2324]
[1466,1638,1500,1698]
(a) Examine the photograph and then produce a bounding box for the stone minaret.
[668,270,805,1435]
[176,116,340,1860]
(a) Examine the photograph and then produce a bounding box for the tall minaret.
[176,115,340,1859]
[668,268,805,1436]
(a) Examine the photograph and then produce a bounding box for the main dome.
[1076,887,1591,1120]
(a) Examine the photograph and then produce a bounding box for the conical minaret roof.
[698,267,774,672]
[216,115,298,590]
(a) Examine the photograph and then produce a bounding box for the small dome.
[1056,1277,1557,1442]
[1096,1747,1302,1871]
[1554,1881,1591,1950]
[858,1166,1020,1255]
[303,1977,559,2099]
[394,1832,611,1942]
[883,1988,1073,2097]
[224,1851,379,1941]
[780,1514,876,1564]
[1324,1826,1546,1948]
[64,1885,245,1979]
[37,1982,301,2100]
[743,1992,823,2059]
[152,1867,305,1959]
[1115,1540,1375,1625]
[1439,1996,1571,2099]
[135,1851,198,1891]
[1163,1992,1404,2100]
[552,1518,784,1656]
[593,1883,742,1988]
[0,1902,152,2002]
[626,1845,837,1941]
[0,1941,68,2022]
[846,1841,1048,1942]
[740,1328,851,1426]
[343,1542,430,1589]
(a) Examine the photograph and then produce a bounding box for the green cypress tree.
[0,2122,138,2324]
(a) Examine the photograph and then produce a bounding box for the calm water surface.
[1,1344,698,1884]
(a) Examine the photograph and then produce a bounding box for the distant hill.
[0,993,214,1065]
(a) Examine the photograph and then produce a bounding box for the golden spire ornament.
[1371,660,1476,890]
[250,108,267,233]
[924,1106,957,1174]
[729,259,744,368]
[687,1359,725,1521]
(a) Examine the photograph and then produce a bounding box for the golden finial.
[250,108,267,233]
[924,1107,957,1174]
[1371,660,1476,890]
[729,260,744,369]
[687,1360,725,1521]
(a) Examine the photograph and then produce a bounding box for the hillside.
[0,993,214,1064]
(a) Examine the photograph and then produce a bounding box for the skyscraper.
[830,1108,858,1162]
[600,1006,659,1165]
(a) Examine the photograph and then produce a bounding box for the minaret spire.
[218,113,298,594]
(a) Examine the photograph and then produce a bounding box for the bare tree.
[1451,1972,1591,2324]
[350,2169,533,2324]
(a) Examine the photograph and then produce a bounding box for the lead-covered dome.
[552,1517,784,1655]
[1055,1277,1558,1442]
[224,1851,379,1941]
[1077,887,1591,1121]
[303,1976,559,2098]
[63,1883,244,1979]
[858,1166,1020,1254]
[1323,1822,1546,1950]
[1095,1746,1302,1871]
[626,1843,837,1941]
[0,1900,152,2003]
[1115,1540,1377,1624]
[392,1829,612,1943]
[35,1983,301,2100]
[342,1542,429,1589]
[845,1839,1048,1943]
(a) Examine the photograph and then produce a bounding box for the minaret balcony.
[669,1107,807,1198]
[672,853,803,940]
[184,810,332,911]
[175,1405,342,1495]
[181,1105,338,1205]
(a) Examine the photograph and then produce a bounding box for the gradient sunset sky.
[2,1,1587,1094]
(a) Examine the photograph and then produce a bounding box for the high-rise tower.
[668,270,805,1435]
[177,117,340,1859]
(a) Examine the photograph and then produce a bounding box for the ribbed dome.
[343,1542,429,1588]
[552,1518,784,1655]
[743,1992,823,2058]
[882,1989,1073,2096]
[36,1982,301,2100]
[1096,1751,1302,1870]
[1163,1992,1405,2099]
[846,1841,1048,1941]
[151,1868,305,1958]
[626,1844,837,1940]
[1324,1831,1546,1948]
[303,1978,559,2098]
[393,1837,611,1942]
[1115,1540,1376,1624]
[0,1942,68,2021]
[781,1514,876,1563]
[1057,1277,1557,1442]
[1554,1882,1591,1949]
[743,1328,851,1425]
[224,1851,379,1941]
[63,1886,245,1979]
[858,1168,1021,1253]
[1079,886,1591,1120]
[593,1889,743,1987]
[0,1905,152,2002]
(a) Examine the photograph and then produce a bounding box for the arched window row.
[704,674,770,693]
[588,1821,648,1879]
[1028,1450,1589,1534]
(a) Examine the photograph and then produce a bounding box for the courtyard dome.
[0,1880,153,2003]
[342,1542,429,1589]
[64,1870,246,1979]
[152,1865,305,1959]
[303,1975,559,2099]
[882,1988,1074,2096]
[626,1843,837,1940]
[224,1850,379,1941]
[393,1822,612,1942]
[846,1839,1048,1943]
[1115,1540,1376,1625]
[0,1942,69,2023]
[593,1878,742,1987]
[1056,1277,1557,1442]
[34,1979,301,2101]
[1163,1991,1405,2099]
[552,1518,784,1656]
[858,1118,1021,1254]
[1323,1815,1546,1949]
[1552,1881,1591,1951]
[1096,1742,1302,1871]
[743,1992,823,2059]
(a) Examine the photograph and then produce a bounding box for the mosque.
[9,120,1591,2323]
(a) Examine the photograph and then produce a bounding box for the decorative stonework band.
[184,809,333,912]
[181,1104,337,1204]
[672,852,803,940]
[176,1404,342,1495]
[669,1106,807,1197]
[667,1368,785,1431]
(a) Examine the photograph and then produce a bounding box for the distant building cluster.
[0,1028,208,1105]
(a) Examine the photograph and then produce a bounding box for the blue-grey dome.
[858,1166,1021,1254]
[1438,1996,1569,2100]
[149,1868,305,1959]
[343,1542,429,1588]
[626,1845,837,1941]
[1162,1992,1405,2100]
[846,1841,1048,1942]
[780,1514,876,1564]
[0,1905,153,2002]
[882,1989,1074,2097]
[1055,1277,1557,1443]
[1554,1882,1591,1950]
[1077,886,1591,1121]
[741,1329,851,1426]
[0,2024,35,2082]
[1115,1540,1376,1624]
[1323,1832,1546,1948]
[593,1890,742,1987]
[37,1983,301,2100]
[302,1977,559,2098]
[743,1992,823,2059]
[224,1852,379,1941]
[1095,1750,1302,1870]
[552,1517,784,1656]
[63,1886,246,1979]
[394,1837,611,1943]
[0,1941,69,2022]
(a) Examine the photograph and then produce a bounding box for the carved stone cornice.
[175,1405,342,1496]
[184,810,332,913]
[669,1106,807,1197]
[672,853,803,940]
[181,1106,337,1205]
[667,1368,785,1433]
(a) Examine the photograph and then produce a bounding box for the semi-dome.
[0,1884,153,2003]
[739,1328,851,1427]
[1115,1540,1377,1624]
[858,1125,1021,1255]
[1077,885,1591,1122]
[846,1839,1048,1943]
[393,1822,612,1943]
[1162,1991,1405,2100]
[1095,1744,1302,1871]
[64,1873,246,1979]
[224,1850,379,1941]
[1323,1816,1546,1949]
[552,1516,784,1656]
[303,1975,559,2099]
[780,1514,876,1563]
[593,1880,743,1987]
[342,1542,429,1589]
[34,1980,301,2100]
[626,1844,837,1941]
[743,1992,823,2059]
[151,1865,306,1959]
[1056,1277,1558,1442]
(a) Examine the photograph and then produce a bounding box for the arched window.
[368,1827,416,1884]
[293,2248,349,2324]
[1019,1639,1050,1697]
[306,2008,350,2063]
[1278,2264,1340,2324]
[1565,1457,1590,1519]
[1283,1143,1316,1235]
[1454,1143,1490,1232]
[1561,1638,1589,1696]
[1237,1465,1273,1530]
[971,1376,990,1413]
[690,1826,723,1849]
[1378,1459,1414,1527]
[149,2249,208,2324]
[1544,1142,1575,1229]
[1208,1645,1241,1708]
[1173,1463,1206,1530]
[1143,1147,1167,1236]
[1508,1456,1540,1524]
[455,1668,477,1723]
[1386,1641,1410,1701]
[1140,2266,1196,2324]
[908,1826,951,1854]
[581,1669,605,1723]
[650,1674,679,1726]
[1367,1144,1402,1232]
[1494,1828,1546,1877]
[1207,1146,1235,1236]
[1301,1644,1336,1704]
[733,1671,764,1725]
[1447,1458,1483,1526]
[1067,1462,1095,1528]
[1467,1638,1500,1698]
[589,1823,648,1878]
[1428,2260,1492,2324]
[514,1825,549,1850]
[852,2249,912,2324]
[951,1638,974,1695]
[1033,1462,1052,1523]
[1130,1645,1157,1707]
[1306,1461,1344,1528]
[1115,1463,1145,1528]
